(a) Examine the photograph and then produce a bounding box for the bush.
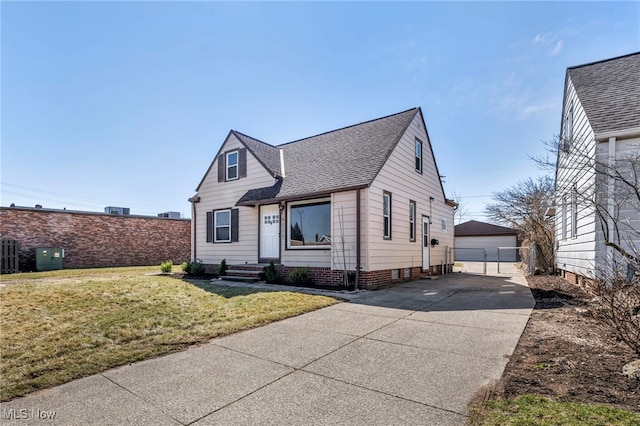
[587,266,640,356]
[218,259,228,277]
[264,260,277,283]
[182,259,205,276]
[160,260,173,273]
[290,267,310,285]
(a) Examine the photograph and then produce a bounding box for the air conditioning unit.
[158,211,180,219]
[104,206,130,215]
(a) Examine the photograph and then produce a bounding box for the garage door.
[454,235,517,262]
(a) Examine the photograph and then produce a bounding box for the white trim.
[214,209,231,242]
[286,197,331,250]
[595,126,640,141]
[226,150,239,181]
[383,192,391,239]
[279,149,286,177]
[415,139,423,173]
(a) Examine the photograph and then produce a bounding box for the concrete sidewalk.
[1,271,534,425]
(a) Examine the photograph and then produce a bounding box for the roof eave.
[594,126,640,142]
[235,184,369,207]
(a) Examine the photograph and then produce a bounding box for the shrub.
[587,266,640,356]
[264,260,277,283]
[160,260,173,273]
[218,259,228,277]
[182,259,205,276]
[290,267,310,285]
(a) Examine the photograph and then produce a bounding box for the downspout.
[188,196,201,260]
[606,137,616,270]
[355,188,361,290]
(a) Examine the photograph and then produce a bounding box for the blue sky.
[2,2,639,221]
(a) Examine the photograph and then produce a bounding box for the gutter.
[235,184,369,207]
[594,126,640,141]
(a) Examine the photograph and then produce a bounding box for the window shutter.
[217,154,225,182]
[238,148,247,178]
[206,211,213,243]
[231,208,239,242]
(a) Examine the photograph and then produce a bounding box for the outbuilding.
[454,220,518,262]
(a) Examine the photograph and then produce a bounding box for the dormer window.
[226,151,238,180]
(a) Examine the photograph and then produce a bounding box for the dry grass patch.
[468,395,640,426]
[0,267,338,401]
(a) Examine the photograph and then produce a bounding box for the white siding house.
[190,108,457,289]
[551,53,640,281]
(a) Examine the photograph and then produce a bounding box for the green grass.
[0,265,160,281]
[468,395,640,426]
[0,267,338,401]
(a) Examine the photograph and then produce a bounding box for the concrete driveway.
[1,270,534,425]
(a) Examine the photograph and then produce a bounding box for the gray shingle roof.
[568,52,640,134]
[232,131,281,177]
[235,108,420,205]
[454,220,516,237]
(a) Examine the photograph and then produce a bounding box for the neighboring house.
[189,108,457,289]
[454,220,518,262]
[549,52,640,283]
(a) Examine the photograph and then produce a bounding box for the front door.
[260,204,280,261]
[422,216,430,271]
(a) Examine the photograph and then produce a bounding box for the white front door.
[260,205,280,260]
[422,217,430,271]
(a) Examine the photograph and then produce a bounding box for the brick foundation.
[211,263,447,290]
[558,268,594,290]
[0,207,190,271]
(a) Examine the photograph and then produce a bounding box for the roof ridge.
[277,107,419,147]
[231,130,275,148]
[567,51,640,71]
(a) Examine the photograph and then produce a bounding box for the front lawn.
[0,267,338,401]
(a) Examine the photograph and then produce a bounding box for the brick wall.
[0,207,190,271]
[558,268,594,290]
[275,265,427,290]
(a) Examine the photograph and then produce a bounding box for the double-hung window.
[571,187,578,238]
[409,200,416,241]
[226,151,239,181]
[215,209,231,242]
[383,192,392,239]
[207,208,238,243]
[562,195,568,239]
[415,139,423,173]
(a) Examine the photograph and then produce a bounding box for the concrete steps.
[215,267,265,283]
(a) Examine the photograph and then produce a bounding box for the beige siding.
[194,134,276,265]
[330,190,370,271]
[367,113,455,271]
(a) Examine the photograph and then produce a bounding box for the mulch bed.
[487,275,639,412]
